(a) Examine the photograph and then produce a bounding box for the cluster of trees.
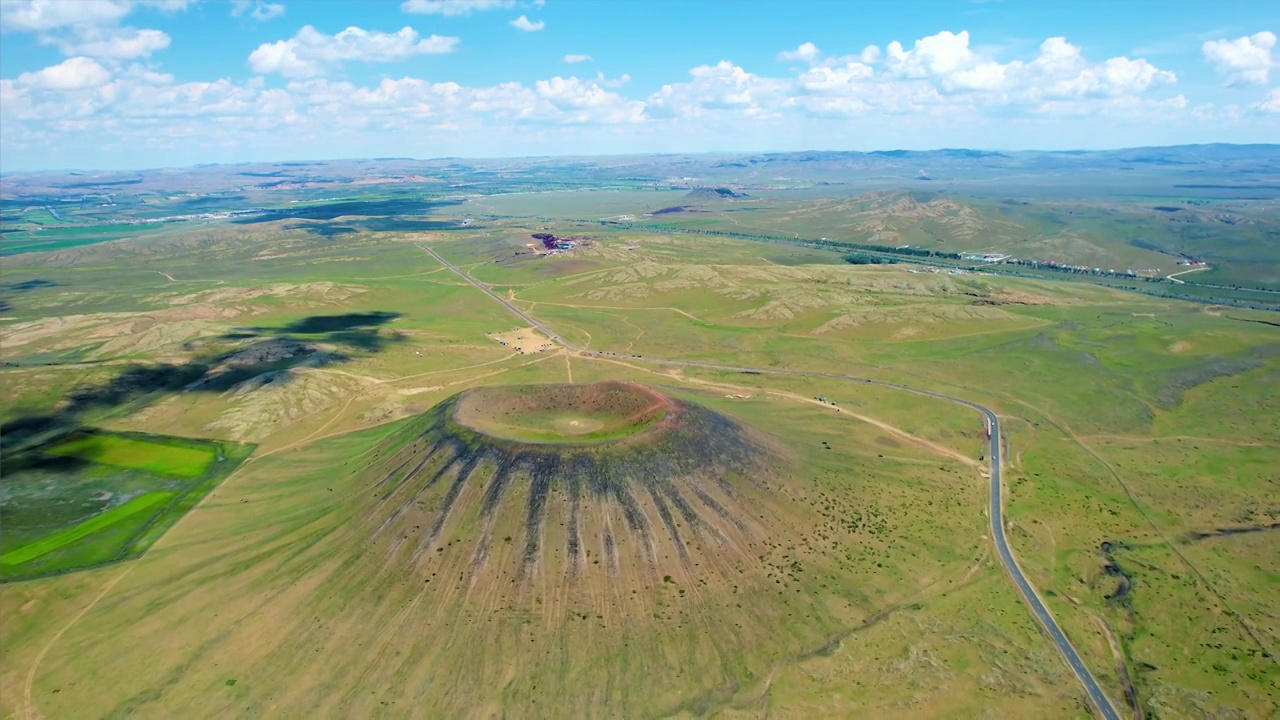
[861,243,957,259]
[627,223,963,261]
[811,236,961,260]
[843,253,895,265]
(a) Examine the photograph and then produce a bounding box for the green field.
[45,432,215,478]
[0,431,252,582]
[1,493,173,567]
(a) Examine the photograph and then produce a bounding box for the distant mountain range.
[5,143,1278,179]
[3,144,1276,202]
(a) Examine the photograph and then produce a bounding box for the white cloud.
[4,26,1264,170]
[777,42,820,64]
[1043,55,1175,98]
[0,0,190,31]
[401,0,514,16]
[121,62,172,84]
[534,75,644,123]
[596,71,629,88]
[2,1,190,64]
[17,56,111,90]
[49,26,170,59]
[232,0,285,21]
[1203,31,1275,85]
[510,15,543,32]
[252,2,284,21]
[798,32,1176,102]
[564,54,592,63]
[884,30,976,78]
[762,31,1184,123]
[1,64,648,141]
[1256,88,1280,113]
[796,60,874,92]
[0,0,134,31]
[648,61,792,119]
[248,25,460,78]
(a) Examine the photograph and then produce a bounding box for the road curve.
[418,244,1122,719]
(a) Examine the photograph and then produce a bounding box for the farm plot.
[0,430,251,581]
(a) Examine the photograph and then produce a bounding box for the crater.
[358,382,778,582]
[453,381,670,444]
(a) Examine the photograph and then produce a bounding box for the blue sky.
[1,0,1277,171]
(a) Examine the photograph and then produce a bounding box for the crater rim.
[449,381,676,446]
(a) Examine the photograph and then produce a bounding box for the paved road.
[418,244,1122,719]
[419,245,573,346]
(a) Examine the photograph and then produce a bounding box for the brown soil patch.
[164,282,365,306]
[488,327,552,354]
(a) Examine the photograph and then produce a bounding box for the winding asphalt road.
[419,244,1122,718]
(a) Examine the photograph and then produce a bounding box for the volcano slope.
[367,382,770,582]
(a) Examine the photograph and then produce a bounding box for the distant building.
[960,252,1009,263]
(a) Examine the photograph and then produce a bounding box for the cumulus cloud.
[796,57,874,93]
[648,61,792,119]
[1,0,133,31]
[509,15,543,32]
[1043,55,1175,98]
[651,32,1181,123]
[884,30,975,78]
[595,71,629,88]
[248,25,460,78]
[231,0,285,21]
[1203,31,1275,85]
[17,56,111,90]
[777,42,820,64]
[2,1,189,64]
[564,54,592,63]
[879,33,1133,95]
[253,2,285,21]
[49,26,170,59]
[535,76,645,122]
[0,0,190,31]
[401,0,515,15]
[3,26,1259,169]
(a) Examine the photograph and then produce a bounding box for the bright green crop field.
[44,432,216,478]
[0,431,252,582]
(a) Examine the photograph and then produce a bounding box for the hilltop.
[361,382,777,582]
[684,187,748,201]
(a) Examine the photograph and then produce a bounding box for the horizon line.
[3,141,1278,176]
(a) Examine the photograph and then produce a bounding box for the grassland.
[6,387,1085,718]
[0,183,1276,718]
